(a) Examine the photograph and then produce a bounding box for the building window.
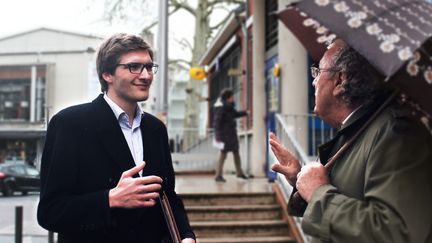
[265,0,278,51]
[0,65,46,122]
[0,139,37,165]
[0,79,30,121]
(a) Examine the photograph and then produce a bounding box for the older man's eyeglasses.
[310,66,338,79]
[117,62,159,75]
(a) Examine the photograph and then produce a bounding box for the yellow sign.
[189,67,206,80]
[273,63,280,77]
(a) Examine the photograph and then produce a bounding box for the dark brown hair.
[220,88,234,102]
[96,33,154,92]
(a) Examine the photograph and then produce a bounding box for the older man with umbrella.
[270,1,432,242]
[271,37,432,243]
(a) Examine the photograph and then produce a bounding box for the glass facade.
[0,79,30,121]
[0,65,46,165]
[0,65,46,122]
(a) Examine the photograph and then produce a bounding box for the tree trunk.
[182,0,210,149]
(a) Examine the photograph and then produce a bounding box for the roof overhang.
[0,123,46,139]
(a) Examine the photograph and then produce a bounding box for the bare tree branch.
[177,38,193,53]
[139,5,181,35]
[171,0,195,16]
[104,0,126,23]
[168,59,191,67]
[208,0,245,7]
[210,10,233,31]
[207,0,245,31]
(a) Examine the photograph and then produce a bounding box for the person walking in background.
[213,88,249,183]
[37,33,195,243]
[270,39,432,242]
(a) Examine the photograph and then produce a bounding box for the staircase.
[179,181,302,243]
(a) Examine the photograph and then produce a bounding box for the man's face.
[312,41,344,119]
[226,96,234,104]
[104,49,153,106]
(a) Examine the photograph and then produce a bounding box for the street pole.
[157,0,169,122]
[15,206,22,243]
[244,0,250,175]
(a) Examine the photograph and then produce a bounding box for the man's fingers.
[271,163,296,175]
[269,138,285,154]
[121,162,146,179]
[135,175,163,185]
[140,199,158,207]
[271,163,286,174]
[269,132,281,143]
[270,142,282,155]
[137,192,160,201]
[136,183,162,194]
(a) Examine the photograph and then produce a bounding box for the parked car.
[0,163,40,196]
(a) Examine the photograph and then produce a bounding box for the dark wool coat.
[213,100,247,152]
[288,100,432,243]
[37,95,194,243]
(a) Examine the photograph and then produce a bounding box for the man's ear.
[102,72,113,84]
[333,72,346,96]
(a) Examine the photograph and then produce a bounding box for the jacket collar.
[317,98,386,164]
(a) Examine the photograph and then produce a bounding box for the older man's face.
[312,40,345,122]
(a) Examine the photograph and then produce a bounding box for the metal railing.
[271,113,337,243]
[277,113,336,156]
[167,127,251,174]
[168,128,219,173]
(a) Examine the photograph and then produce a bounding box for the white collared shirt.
[104,94,144,175]
[342,105,363,125]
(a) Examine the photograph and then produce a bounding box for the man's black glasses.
[117,62,159,74]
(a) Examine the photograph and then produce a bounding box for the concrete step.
[186,204,282,221]
[191,220,290,238]
[197,236,296,243]
[180,192,276,206]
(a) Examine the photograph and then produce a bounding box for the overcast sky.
[0,0,195,59]
[1,0,119,37]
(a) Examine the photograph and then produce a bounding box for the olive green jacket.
[294,102,432,243]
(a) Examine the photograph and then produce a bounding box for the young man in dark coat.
[37,33,195,243]
[213,88,248,182]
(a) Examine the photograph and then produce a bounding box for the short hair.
[220,88,234,102]
[96,33,154,92]
[330,42,387,107]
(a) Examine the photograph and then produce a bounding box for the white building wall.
[0,29,102,118]
[0,28,102,167]
[0,52,98,116]
[278,0,310,151]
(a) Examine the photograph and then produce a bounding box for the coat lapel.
[91,95,136,173]
[140,114,162,177]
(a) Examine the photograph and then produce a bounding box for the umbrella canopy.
[278,0,432,117]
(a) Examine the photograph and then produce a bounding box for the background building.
[0,27,102,167]
[197,0,336,177]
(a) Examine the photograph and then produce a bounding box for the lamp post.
[156,0,169,122]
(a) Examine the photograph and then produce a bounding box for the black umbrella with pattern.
[278,0,432,117]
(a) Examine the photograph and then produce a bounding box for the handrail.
[275,114,310,166]
[272,113,321,243]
